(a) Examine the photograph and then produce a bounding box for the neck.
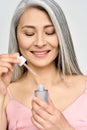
[26,63,62,88]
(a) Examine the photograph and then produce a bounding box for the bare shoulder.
[64,74,87,92]
[8,81,19,89]
[8,79,24,98]
[7,81,19,94]
[4,81,19,107]
[73,74,87,86]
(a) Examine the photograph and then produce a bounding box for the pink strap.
[85,85,87,93]
[7,88,13,99]
[85,80,87,93]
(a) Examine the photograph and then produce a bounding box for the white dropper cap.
[17,56,26,66]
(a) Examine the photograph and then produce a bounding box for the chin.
[32,61,54,68]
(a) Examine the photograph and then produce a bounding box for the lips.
[30,50,50,57]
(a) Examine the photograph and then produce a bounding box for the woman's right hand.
[0,53,21,97]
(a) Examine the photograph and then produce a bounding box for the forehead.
[18,7,52,25]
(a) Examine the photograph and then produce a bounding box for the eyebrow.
[44,25,54,29]
[22,24,53,29]
[22,25,34,29]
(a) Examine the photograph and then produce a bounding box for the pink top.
[6,85,87,130]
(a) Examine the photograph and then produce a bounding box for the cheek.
[48,35,59,48]
[17,34,34,49]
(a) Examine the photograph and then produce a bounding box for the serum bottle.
[34,84,48,102]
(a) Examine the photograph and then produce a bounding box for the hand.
[0,53,20,97]
[31,97,74,130]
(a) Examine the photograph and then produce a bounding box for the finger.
[0,78,7,95]
[0,53,21,73]
[32,97,55,115]
[0,55,20,65]
[32,107,50,129]
[0,62,14,72]
[31,115,44,130]
[0,53,19,58]
[0,66,9,74]
[32,99,54,122]
[32,110,44,124]
[32,103,55,130]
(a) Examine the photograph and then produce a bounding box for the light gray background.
[0,0,87,74]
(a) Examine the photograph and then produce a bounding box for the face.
[17,7,59,68]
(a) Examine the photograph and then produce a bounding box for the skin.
[17,7,59,69]
[0,7,87,130]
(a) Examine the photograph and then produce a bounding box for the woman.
[0,0,87,130]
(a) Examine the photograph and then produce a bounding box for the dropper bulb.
[18,56,26,66]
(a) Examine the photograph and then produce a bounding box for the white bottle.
[34,84,48,102]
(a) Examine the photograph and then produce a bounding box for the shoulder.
[63,74,87,92]
[73,74,87,86]
[4,80,24,108]
[3,82,17,107]
[64,74,87,85]
[8,77,24,91]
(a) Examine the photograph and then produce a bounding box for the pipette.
[18,55,48,102]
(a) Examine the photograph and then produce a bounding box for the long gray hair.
[8,0,82,81]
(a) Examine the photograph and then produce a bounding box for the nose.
[34,33,46,48]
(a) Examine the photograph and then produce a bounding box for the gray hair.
[8,0,82,81]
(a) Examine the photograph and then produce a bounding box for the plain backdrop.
[0,0,87,74]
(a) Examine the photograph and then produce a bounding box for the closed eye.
[45,31,55,35]
[45,26,55,35]
[24,33,34,36]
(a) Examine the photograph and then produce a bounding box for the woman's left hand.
[31,97,74,130]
